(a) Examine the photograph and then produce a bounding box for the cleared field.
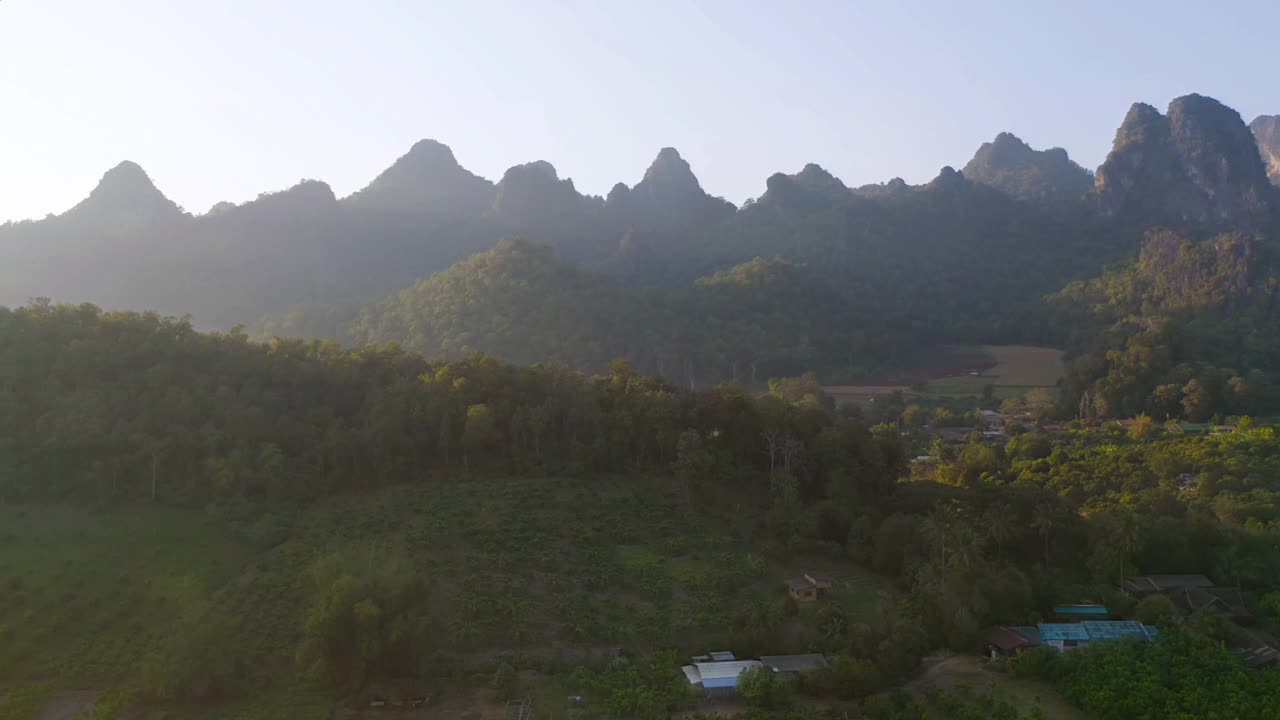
[911,655,1090,720]
[826,345,1064,403]
[924,345,1064,399]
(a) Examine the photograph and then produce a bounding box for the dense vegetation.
[256,239,905,386]
[5,304,1280,719]
[1053,229,1280,419]
[1012,631,1280,719]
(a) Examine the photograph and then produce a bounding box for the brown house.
[787,571,833,602]
[1123,575,1249,619]
[986,626,1040,658]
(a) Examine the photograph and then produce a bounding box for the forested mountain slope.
[256,239,904,385]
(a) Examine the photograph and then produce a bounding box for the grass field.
[0,477,897,719]
[924,345,1065,399]
[910,655,1090,720]
[826,344,1065,405]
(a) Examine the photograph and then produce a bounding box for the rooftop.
[1037,621,1158,642]
[680,660,763,688]
[1053,604,1110,617]
[988,626,1040,653]
[1124,574,1213,593]
[787,577,815,591]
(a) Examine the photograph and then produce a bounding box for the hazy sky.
[1,1,1276,221]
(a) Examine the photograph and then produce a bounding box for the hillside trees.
[0,302,904,510]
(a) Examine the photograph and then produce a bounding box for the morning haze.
[4,3,1280,719]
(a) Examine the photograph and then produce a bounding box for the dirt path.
[36,690,101,720]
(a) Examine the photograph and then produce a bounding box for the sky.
[1,0,1276,221]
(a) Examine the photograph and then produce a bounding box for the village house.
[986,621,1158,657]
[1123,574,1250,618]
[786,571,833,603]
[680,659,763,697]
[1122,574,1214,596]
[681,653,829,696]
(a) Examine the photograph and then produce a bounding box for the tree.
[901,404,928,429]
[1181,379,1211,422]
[672,429,714,504]
[1134,594,1178,628]
[463,403,499,472]
[493,662,521,701]
[294,546,428,691]
[1031,504,1056,565]
[1024,388,1056,420]
[1128,413,1154,440]
[737,666,790,708]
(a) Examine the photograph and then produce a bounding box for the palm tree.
[983,504,1014,558]
[1113,515,1142,591]
[1032,504,1056,566]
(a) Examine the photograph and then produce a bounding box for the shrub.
[1008,645,1063,680]
[737,665,792,708]
[1133,594,1178,627]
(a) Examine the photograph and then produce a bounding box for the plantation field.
[0,506,253,720]
[0,476,897,719]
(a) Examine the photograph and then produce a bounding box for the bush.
[1133,594,1178,627]
[806,655,885,698]
[493,662,520,700]
[1008,645,1063,680]
[737,666,792,708]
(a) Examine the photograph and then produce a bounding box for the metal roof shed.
[683,660,763,689]
[1053,604,1110,619]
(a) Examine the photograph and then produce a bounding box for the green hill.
[256,239,906,386]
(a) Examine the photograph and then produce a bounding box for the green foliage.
[1047,631,1280,720]
[493,662,521,701]
[737,665,792,708]
[1052,229,1280,420]
[569,652,696,720]
[0,302,901,505]
[139,604,246,701]
[294,544,429,691]
[1133,594,1178,628]
[805,655,883,698]
[258,242,906,386]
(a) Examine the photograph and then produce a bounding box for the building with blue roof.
[988,621,1158,656]
[1037,621,1157,650]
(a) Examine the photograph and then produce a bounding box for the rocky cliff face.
[488,161,601,224]
[1252,115,1280,187]
[756,163,850,213]
[962,132,1092,205]
[606,147,735,230]
[342,139,495,216]
[64,161,186,226]
[1092,95,1274,231]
